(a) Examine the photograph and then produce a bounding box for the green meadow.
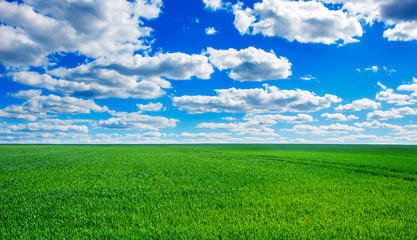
[0,144,416,239]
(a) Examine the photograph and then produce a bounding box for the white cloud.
[221,117,237,121]
[0,89,107,121]
[377,81,387,90]
[10,71,170,99]
[0,119,90,143]
[89,132,168,144]
[376,88,414,105]
[10,52,213,99]
[205,27,218,35]
[358,66,396,75]
[196,113,312,137]
[321,113,358,121]
[367,107,417,120]
[137,102,163,112]
[197,122,278,137]
[3,121,88,133]
[336,98,380,112]
[91,52,214,80]
[244,113,314,124]
[179,132,231,138]
[354,120,404,132]
[104,132,168,143]
[300,75,316,81]
[398,78,417,97]
[97,112,178,130]
[322,0,417,41]
[321,134,390,143]
[383,21,417,41]
[173,85,341,113]
[203,0,223,11]
[206,47,291,81]
[0,0,162,67]
[232,0,362,45]
[365,66,379,72]
[284,123,364,135]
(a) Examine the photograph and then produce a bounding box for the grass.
[0,144,416,239]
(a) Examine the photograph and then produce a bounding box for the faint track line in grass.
[254,155,417,182]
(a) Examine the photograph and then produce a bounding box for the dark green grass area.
[0,144,416,239]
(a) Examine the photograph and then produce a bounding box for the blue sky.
[1,0,417,144]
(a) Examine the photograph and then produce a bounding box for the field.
[0,144,416,239]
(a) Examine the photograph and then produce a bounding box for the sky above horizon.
[1,0,417,144]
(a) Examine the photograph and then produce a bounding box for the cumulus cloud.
[0,89,107,121]
[376,89,414,105]
[284,123,364,135]
[179,132,231,138]
[0,119,90,143]
[367,107,417,120]
[10,52,213,99]
[336,98,380,112]
[2,120,88,133]
[173,85,341,113]
[97,111,178,130]
[383,21,417,41]
[10,71,170,99]
[206,47,291,81]
[0,0,162,67]
[1,1,217,100]
[322,0,417,41]
[91,52,213,80]
[137,102,163,112]
[398,78,417,97]
[93,132,167,143]
[196,113,312,137]
[203,0,224,11]
[321,134,391,143]
[321,113,358,121]
[354,120,404,132]
[232,0,362,45]
[205,27,218,35]
[197,121,278,137]
[243,113,314,124]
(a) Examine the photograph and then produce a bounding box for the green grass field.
[0,144,416,239]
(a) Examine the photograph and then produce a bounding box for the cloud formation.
[284,123,364,135]
[137,102,163,112]
[0,119,91,143]
[205,27,218,35]
[321,113,358,121]
[367,107,417,120]
[323,0,417,41]
[173,85,341,113]
[10,52,213,99]
[376,89,414,105]
[354,120,404,132]
[203,0,224,11]
[398,78,417,97]
[0,0,162,67]
[97,111,178,130]
[0,89,107,121]
[196,113,313,137]
[336,98,380,112]
[206,47,291,81]
[232,0,362,44]
[197,121,278,137]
